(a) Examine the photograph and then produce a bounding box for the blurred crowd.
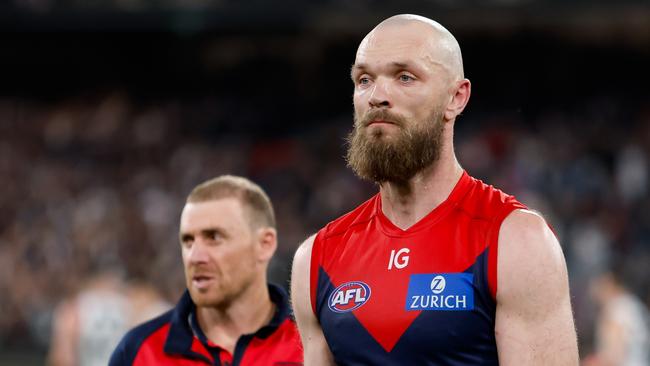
[0,90,648,363]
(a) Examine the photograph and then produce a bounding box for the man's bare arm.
[495,209,579,365]
[291,234,336,366]
[47,300,79,366]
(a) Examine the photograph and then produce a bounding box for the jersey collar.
[375,170,473,236]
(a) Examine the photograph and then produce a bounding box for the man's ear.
[444,78,471,121]
[255,227,277,262]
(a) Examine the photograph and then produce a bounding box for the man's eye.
[399,74,414,82]
[359,77,370,85]
[181,236,193,247]
[205,230,225,243]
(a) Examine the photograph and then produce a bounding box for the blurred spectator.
[584,267,650,366]
[47,271,170,366]
[615,144,648,206]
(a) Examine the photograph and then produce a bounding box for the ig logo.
[388,248,410,270]
[430,275,446,294]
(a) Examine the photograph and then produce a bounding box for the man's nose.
[368,79,392,108]
[188,240,210,265]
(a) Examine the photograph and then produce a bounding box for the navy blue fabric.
[109,308,175,366]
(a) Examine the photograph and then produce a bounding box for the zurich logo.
[430,275,446,294]
[406,273,474,311]
[328,281,371,313]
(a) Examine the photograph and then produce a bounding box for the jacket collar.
[164,283,290,359]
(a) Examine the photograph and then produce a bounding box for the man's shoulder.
[319,193,379,239]
[497,209,564,296]
[109,308,174,365]
[460,174,526,220]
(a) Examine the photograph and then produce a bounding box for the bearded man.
[291,14,579,365]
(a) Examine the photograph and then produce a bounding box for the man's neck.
[379,154,463,230]
[195,280,275,355]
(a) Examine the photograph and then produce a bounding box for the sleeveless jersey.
[310,172,526,365]
[77,288,130,366]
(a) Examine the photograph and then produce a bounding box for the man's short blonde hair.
[187,175,276,229]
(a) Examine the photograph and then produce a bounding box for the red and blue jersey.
[110,284,303,366]
[310,172,526,365]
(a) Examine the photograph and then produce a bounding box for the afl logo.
[328,281,371,313]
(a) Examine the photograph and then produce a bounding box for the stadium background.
[0,1,649,364]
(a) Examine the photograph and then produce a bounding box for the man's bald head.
[357,14,464,80]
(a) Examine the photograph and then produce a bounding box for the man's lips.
[366,119,397,127]
[193,275,213,280]
[191,275,215,290]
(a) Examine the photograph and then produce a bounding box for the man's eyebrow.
[179,226,227,240]
[350,63,366,79]
[390,62,411,69]
[351,61,419,77]
[201,228,218,237]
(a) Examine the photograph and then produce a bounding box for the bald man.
[291,14,578,365]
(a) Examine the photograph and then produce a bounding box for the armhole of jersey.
[487,201,527,300]
[309,231,323,316]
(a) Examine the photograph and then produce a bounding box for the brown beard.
[346,108,444,184]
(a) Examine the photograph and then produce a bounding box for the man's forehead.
[355,18,463,79]
[357,23,442,58]
[180,198,244,229]
[354,35,447,74]
[359,22,433,51]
